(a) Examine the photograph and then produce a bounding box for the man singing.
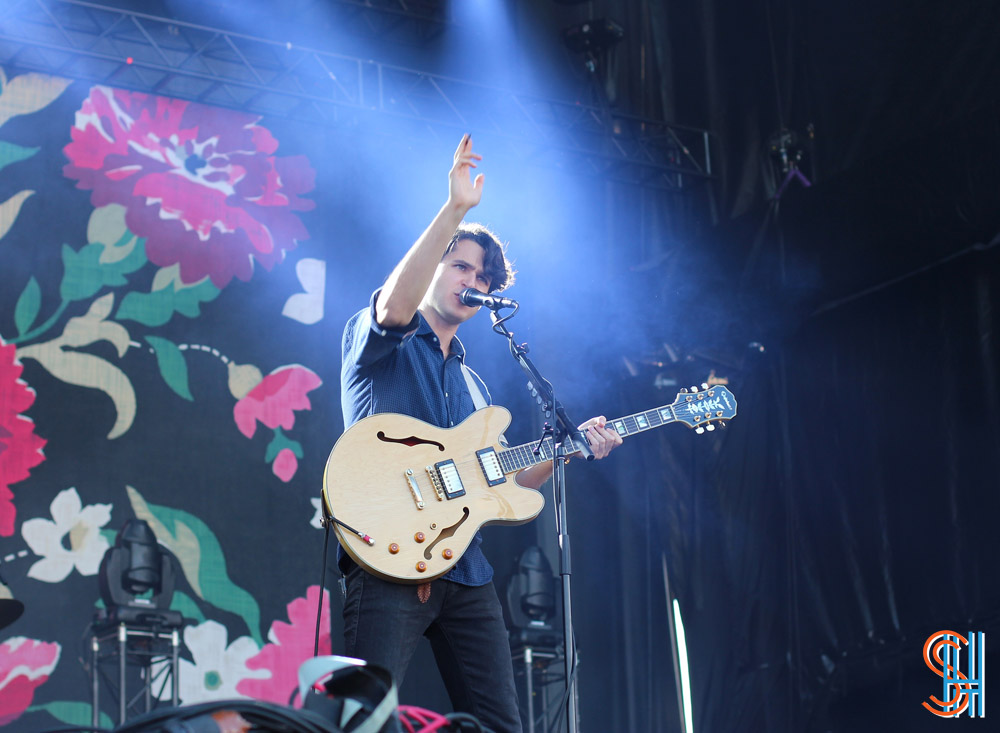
[338,134,621,731]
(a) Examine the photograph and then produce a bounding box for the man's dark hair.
[445,223,516,293]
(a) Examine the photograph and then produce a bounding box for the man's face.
[423,238,491,326]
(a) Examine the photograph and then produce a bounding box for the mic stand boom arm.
[490,310,588,733]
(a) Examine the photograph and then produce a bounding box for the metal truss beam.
[179,0,451,48]
[0,0,712,192]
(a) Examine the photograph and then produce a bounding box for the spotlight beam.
[0,0,712,191]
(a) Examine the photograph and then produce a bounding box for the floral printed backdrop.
[0,68,342,729]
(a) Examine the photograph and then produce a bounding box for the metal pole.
[524,647,535,733]
[91,634,99,728]
[553,452,579,733]
[172,629,180,707]
[118,624,127,724]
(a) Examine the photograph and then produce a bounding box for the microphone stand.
[488,305,591,733]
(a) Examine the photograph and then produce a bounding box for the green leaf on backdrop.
[264,427,304,463]
[116,279,220,327]
[0,140,38,174]
[145,335,193,401]
[60,241,148,301]
[28,701,113,730]
[126,486,263,646]
[13,276,40,336]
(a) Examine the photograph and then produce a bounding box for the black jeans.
[342,564,523,733]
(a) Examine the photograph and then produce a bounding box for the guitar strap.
[461,362,507,446]
[460,362,488,410]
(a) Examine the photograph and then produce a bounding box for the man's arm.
[375,134,484,327]
[516,417,623,489]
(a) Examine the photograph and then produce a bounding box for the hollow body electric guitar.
[323,385,737,583]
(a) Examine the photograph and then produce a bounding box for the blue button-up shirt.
[339,290,494,585]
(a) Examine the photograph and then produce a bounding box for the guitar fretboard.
[496,402,679,474]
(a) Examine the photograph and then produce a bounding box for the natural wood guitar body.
[323,406,545,583]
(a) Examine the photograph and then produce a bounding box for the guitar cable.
[314,494,378,657]
[313,518,332,658]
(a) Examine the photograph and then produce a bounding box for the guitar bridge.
[425,459,466,500]
[404,469,425,509]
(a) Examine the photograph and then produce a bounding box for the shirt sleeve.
[342,288,420,370]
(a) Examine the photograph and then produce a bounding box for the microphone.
[459,288,519,310]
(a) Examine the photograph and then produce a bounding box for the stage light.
[506,545,559,648]
[97,519,182,628]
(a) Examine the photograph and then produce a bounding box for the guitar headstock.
[672,384,737,433]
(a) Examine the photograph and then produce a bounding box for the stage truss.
[0,0,712,191]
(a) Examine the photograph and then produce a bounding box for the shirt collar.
[415,311,466,361]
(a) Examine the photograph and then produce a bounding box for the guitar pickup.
[426,459,466,500]
[476,448,506,487]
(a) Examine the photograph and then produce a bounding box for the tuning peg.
[690,385,699,393]
[695,426,705,435]
[679,388,689,394]
[705,423,715,432]
[719,421,727,429]
[701,382,709,390]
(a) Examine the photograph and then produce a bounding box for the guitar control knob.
[388,543,400,555]
[442,549,454,560]
[414,532,426,543]
[416,561,427,573]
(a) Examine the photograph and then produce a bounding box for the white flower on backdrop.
[176,620,267,704]
[22,487,112,582]
[310,497,324,529]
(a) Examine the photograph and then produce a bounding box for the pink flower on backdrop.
[233,365,321,439]
[0,338,47,537]
[272,448,298,483]
[236,585,331,704]
[63,86,315,288]
[0,637,61,726]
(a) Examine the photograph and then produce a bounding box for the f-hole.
[425,507,470,558]
[376,431,445,452]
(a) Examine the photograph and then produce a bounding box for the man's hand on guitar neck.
[516,416,623,489]
[578,416,623,460]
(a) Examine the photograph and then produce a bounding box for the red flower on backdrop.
[63,86,315,288]
[236,586,330,704]
[0,338,47,537]
[0,637,60,726]
[233,365,321,439]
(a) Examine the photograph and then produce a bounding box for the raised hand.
[448,134,484,211]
